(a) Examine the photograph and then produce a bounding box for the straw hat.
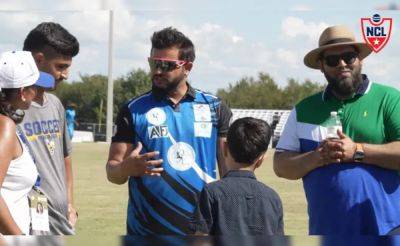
[304,25,372,69]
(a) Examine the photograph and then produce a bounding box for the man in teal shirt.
[66,103,77,139]
[274,25,400,235]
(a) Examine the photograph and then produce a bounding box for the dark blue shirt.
[192,170,284,235]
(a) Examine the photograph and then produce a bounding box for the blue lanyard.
[16,125,41,187]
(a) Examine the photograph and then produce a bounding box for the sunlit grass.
[72,143,308,236]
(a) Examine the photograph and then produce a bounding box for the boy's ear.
[254,152,266,169]
[222,139,229,158]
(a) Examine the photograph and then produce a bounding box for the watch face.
[354,151,365,162]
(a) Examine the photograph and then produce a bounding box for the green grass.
[73,143,127,236]
[254,151,308,235]
[72,143,308,236]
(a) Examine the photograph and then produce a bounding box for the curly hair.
[0,89,25,124]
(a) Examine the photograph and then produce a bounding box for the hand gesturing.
[122,142,164,177]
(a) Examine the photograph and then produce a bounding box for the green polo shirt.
[277,75,400,234]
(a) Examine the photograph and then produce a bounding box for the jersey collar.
[152,82,196,102]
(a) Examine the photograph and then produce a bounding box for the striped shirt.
[277,75,400,235]
[112,84,231,235]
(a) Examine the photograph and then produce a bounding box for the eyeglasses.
[323,52,359,67]
[148,57,188,73]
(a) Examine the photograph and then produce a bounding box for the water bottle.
[326,111,342,139]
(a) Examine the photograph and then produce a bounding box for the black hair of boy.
[227,117,271,165]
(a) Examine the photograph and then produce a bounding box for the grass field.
[72,142,309,236]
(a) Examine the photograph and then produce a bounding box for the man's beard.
[324,66,363,99]
[152,73,186,95]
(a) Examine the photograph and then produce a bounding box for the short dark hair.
[227,117,272,165]
[23,22,79,57]
[151,27,195,62]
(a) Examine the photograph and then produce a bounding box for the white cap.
[0,51,54,90]
[330,111,338,116]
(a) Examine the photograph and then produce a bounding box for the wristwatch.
[353,143,365,162]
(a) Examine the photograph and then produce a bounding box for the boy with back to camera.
[192,117,284,235]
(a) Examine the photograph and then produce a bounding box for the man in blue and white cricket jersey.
[106,27,232,235]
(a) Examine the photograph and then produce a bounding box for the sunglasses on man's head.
[322,51,359,67]
[148,57,188,73]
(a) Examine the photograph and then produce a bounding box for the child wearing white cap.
[0,50,54,235]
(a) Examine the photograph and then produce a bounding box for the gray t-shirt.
[19,92,73,234]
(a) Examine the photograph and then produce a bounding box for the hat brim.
[34,72,55,89]
[304,42,372,69]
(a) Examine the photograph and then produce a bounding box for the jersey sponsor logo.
[167,142,215,183]
[194,122,212,138]
[361,14,393,53]
[193,104,211,122]
[167,142,196,171]
[148,125,169,139]
[146,108,166,126]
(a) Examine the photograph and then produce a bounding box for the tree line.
[53,69,325,124]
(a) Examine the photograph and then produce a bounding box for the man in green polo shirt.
[274,25,400,235]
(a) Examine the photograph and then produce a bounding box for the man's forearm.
[216,137,228,178]
[362,141,400,170]
[64,156,74,205]
[217,151,227,178]
[273,150,323,180]
[64,156,78,227]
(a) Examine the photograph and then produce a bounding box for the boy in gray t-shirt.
[20,22,79,234]
[20,93,73,234]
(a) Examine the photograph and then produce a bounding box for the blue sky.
[0,0,398,93]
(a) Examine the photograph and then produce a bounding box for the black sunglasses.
[148,57,187,73]
[323,52,359,67]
